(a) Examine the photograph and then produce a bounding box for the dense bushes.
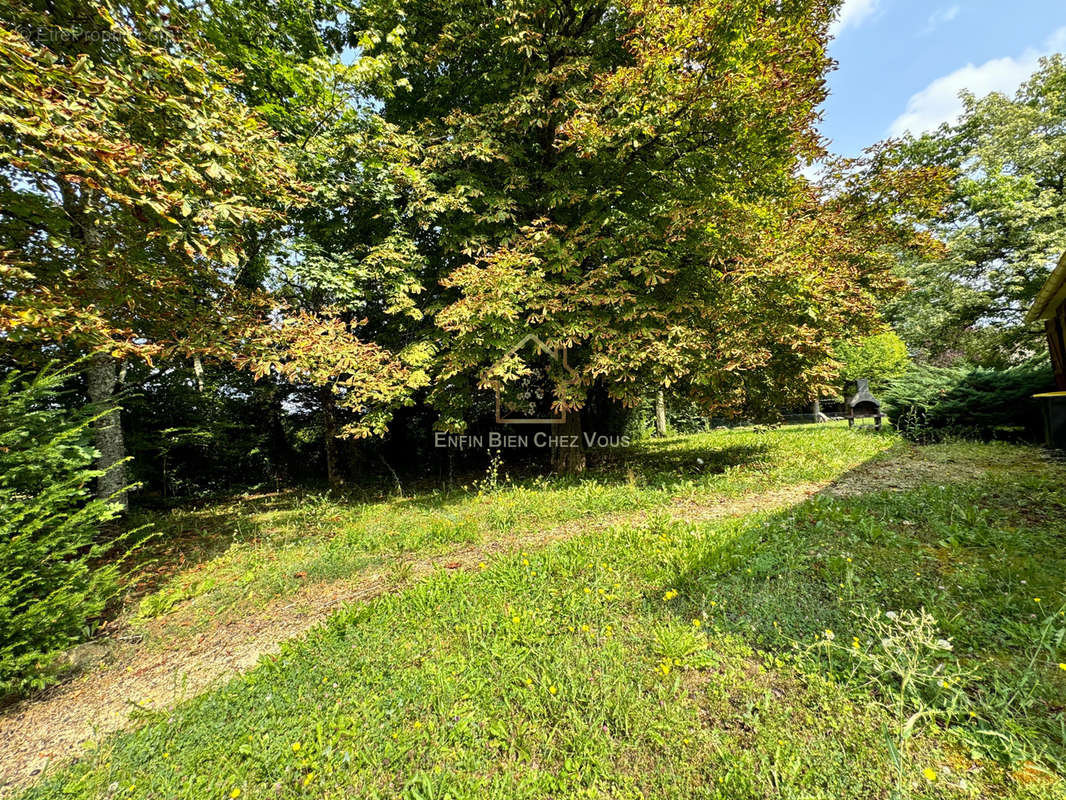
[0,367,125,695]
[881,360,1055,443]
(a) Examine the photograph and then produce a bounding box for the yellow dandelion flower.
[523,559,529,566]
[1034,597,1041,603]
[1059,663,1066,671]
[923,768,936,782]
[230,789,241,799]
[549,685,557,695]
[584,587,592,594]
[291,742,301,752]
[692,619,701,628]
[581,624,590,632]
[478,562,487,570]
[512,615,521,624]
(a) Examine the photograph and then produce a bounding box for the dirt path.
[0,449,952,794]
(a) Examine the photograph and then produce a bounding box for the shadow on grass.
[297,440,771,513]
[587,440,770,483]
[660,448,1066,768]
[120,502,276,599]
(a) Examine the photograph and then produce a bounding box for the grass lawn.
[17,425,1066,799]
[123,424,890,629]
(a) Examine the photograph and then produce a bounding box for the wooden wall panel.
[1048,304,1066,390]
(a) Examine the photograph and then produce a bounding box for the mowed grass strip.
[23,434,1066,799]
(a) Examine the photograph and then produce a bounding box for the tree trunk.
[551,410,586,475]
[67,185,127,508]
[192,354,205,392]
[321,386,341,490]
[268,386,291,486]
[813,398,829,423]
[86,352,128,510]
[654,389,667,437]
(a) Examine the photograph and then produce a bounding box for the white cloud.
[830,0,879,37]
[918,5,960,36]
[888,27,1066,137]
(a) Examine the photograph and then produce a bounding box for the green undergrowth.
[24,433,1066,799]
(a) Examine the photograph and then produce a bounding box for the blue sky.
[821,0,1066,157]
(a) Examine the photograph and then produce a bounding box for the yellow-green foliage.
[835,330,911,392]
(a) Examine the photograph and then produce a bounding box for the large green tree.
[0,1,303,507]
[355,0,944,470]
[887,55,1066,367]
[190,0,434,487]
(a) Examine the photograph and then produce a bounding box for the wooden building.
[1027,251,1066,390]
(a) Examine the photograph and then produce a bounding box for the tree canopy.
[887,55,1066,367]
[0,1,301,361]
[350,0,944,442]
[1,0,953,489]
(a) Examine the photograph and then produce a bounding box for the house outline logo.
[484,334,576,425]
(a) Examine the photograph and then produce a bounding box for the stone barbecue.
[846,378,883,430]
